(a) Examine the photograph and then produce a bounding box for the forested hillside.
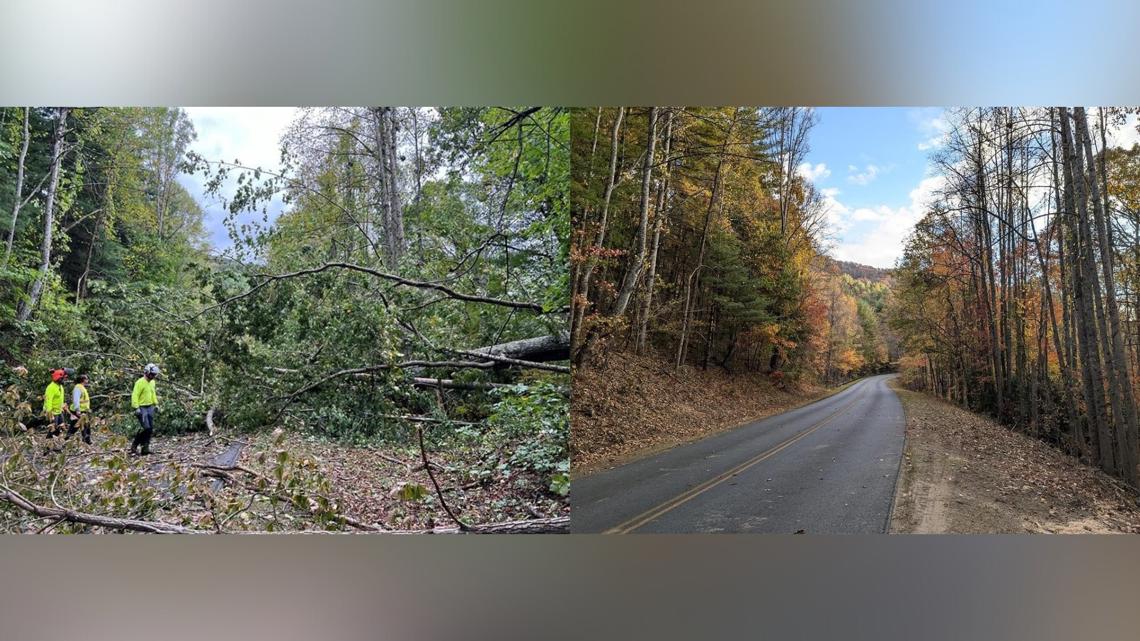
[570,107,892,467]
[0,106,570,533]
[891,107,1140,488]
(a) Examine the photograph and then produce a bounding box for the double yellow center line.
[602,384,867,534]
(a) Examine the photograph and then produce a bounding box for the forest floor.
[278,433,568,530]
[571,351,833,475]
[889,382,1140,534]
[4,428,565,532]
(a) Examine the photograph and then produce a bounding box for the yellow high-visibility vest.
[131,377,157,409]
[73,383,90,412]
[43,382,65,416]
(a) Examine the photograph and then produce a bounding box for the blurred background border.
[4,0,1140,106]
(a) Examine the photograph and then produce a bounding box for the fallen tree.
[468,332,570,363]
[0,485,193,534]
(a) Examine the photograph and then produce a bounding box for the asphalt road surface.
[571,374,906,534]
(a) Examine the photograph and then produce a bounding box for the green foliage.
[479,380,570,489]
[0,107,571,529]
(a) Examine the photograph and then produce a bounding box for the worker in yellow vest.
[42,368,72,438]
[66,373,93,444]
[130,363,160,455]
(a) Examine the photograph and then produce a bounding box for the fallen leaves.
[572,351,826,473]
[891,385,1140,534]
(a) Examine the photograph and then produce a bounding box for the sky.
[179,107,298,252]
[797,107,949,269]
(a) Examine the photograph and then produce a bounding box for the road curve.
[571,374,906,534]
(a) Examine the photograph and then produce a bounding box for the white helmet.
[144,363,161,376]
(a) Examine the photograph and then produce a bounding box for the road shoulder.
[888,381,1140,534]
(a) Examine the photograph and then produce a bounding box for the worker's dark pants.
[46,414,67,438]
[131,405,155,453]
[66,413,91,444]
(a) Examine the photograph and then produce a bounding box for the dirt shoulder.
[572,351,843,475]
[889,382,1140,534]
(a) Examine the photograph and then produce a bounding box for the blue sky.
[801,107,1139,268]
[798,107,948,269]
[179,107,297,254]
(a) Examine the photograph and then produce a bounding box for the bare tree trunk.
[612,107,658,318]
[970,116,1004,419]
[637,108,675,354]
[1077,107,1140,485]
[371,107,404,269]
[1060,107,1113,472]
[2,107,31,270]
[17,107,68,322]
[572,108,624,363]
[385,108,405,267]
[1035,148,1080,449]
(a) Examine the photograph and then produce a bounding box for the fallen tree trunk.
[470,332,570,363]
[0,485,192,534]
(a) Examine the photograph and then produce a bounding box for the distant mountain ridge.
[826,258,892,283]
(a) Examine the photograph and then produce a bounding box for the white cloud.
[797,161,831,181]
[847,163,880,186]
[829,175,945,268]
[179,108,299,251]
[851,206,892,222]
[1107,113,1140,150]
[184,107,296,173]
[819,186,850,235]
[912,108,951,151]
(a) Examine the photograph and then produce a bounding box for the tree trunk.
[1077,107,1140,485]
[612,107,658,318]
[572,108,624,363]
[1060,107,1113,472]
[2,107,31,270]
[372,107,404,269]
[17,107,68,322]
[637,108,675,354]
[470,332,570,362]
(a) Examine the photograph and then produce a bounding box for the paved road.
[571,374,906,533]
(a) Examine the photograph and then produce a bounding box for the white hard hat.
[144,363,161,375]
